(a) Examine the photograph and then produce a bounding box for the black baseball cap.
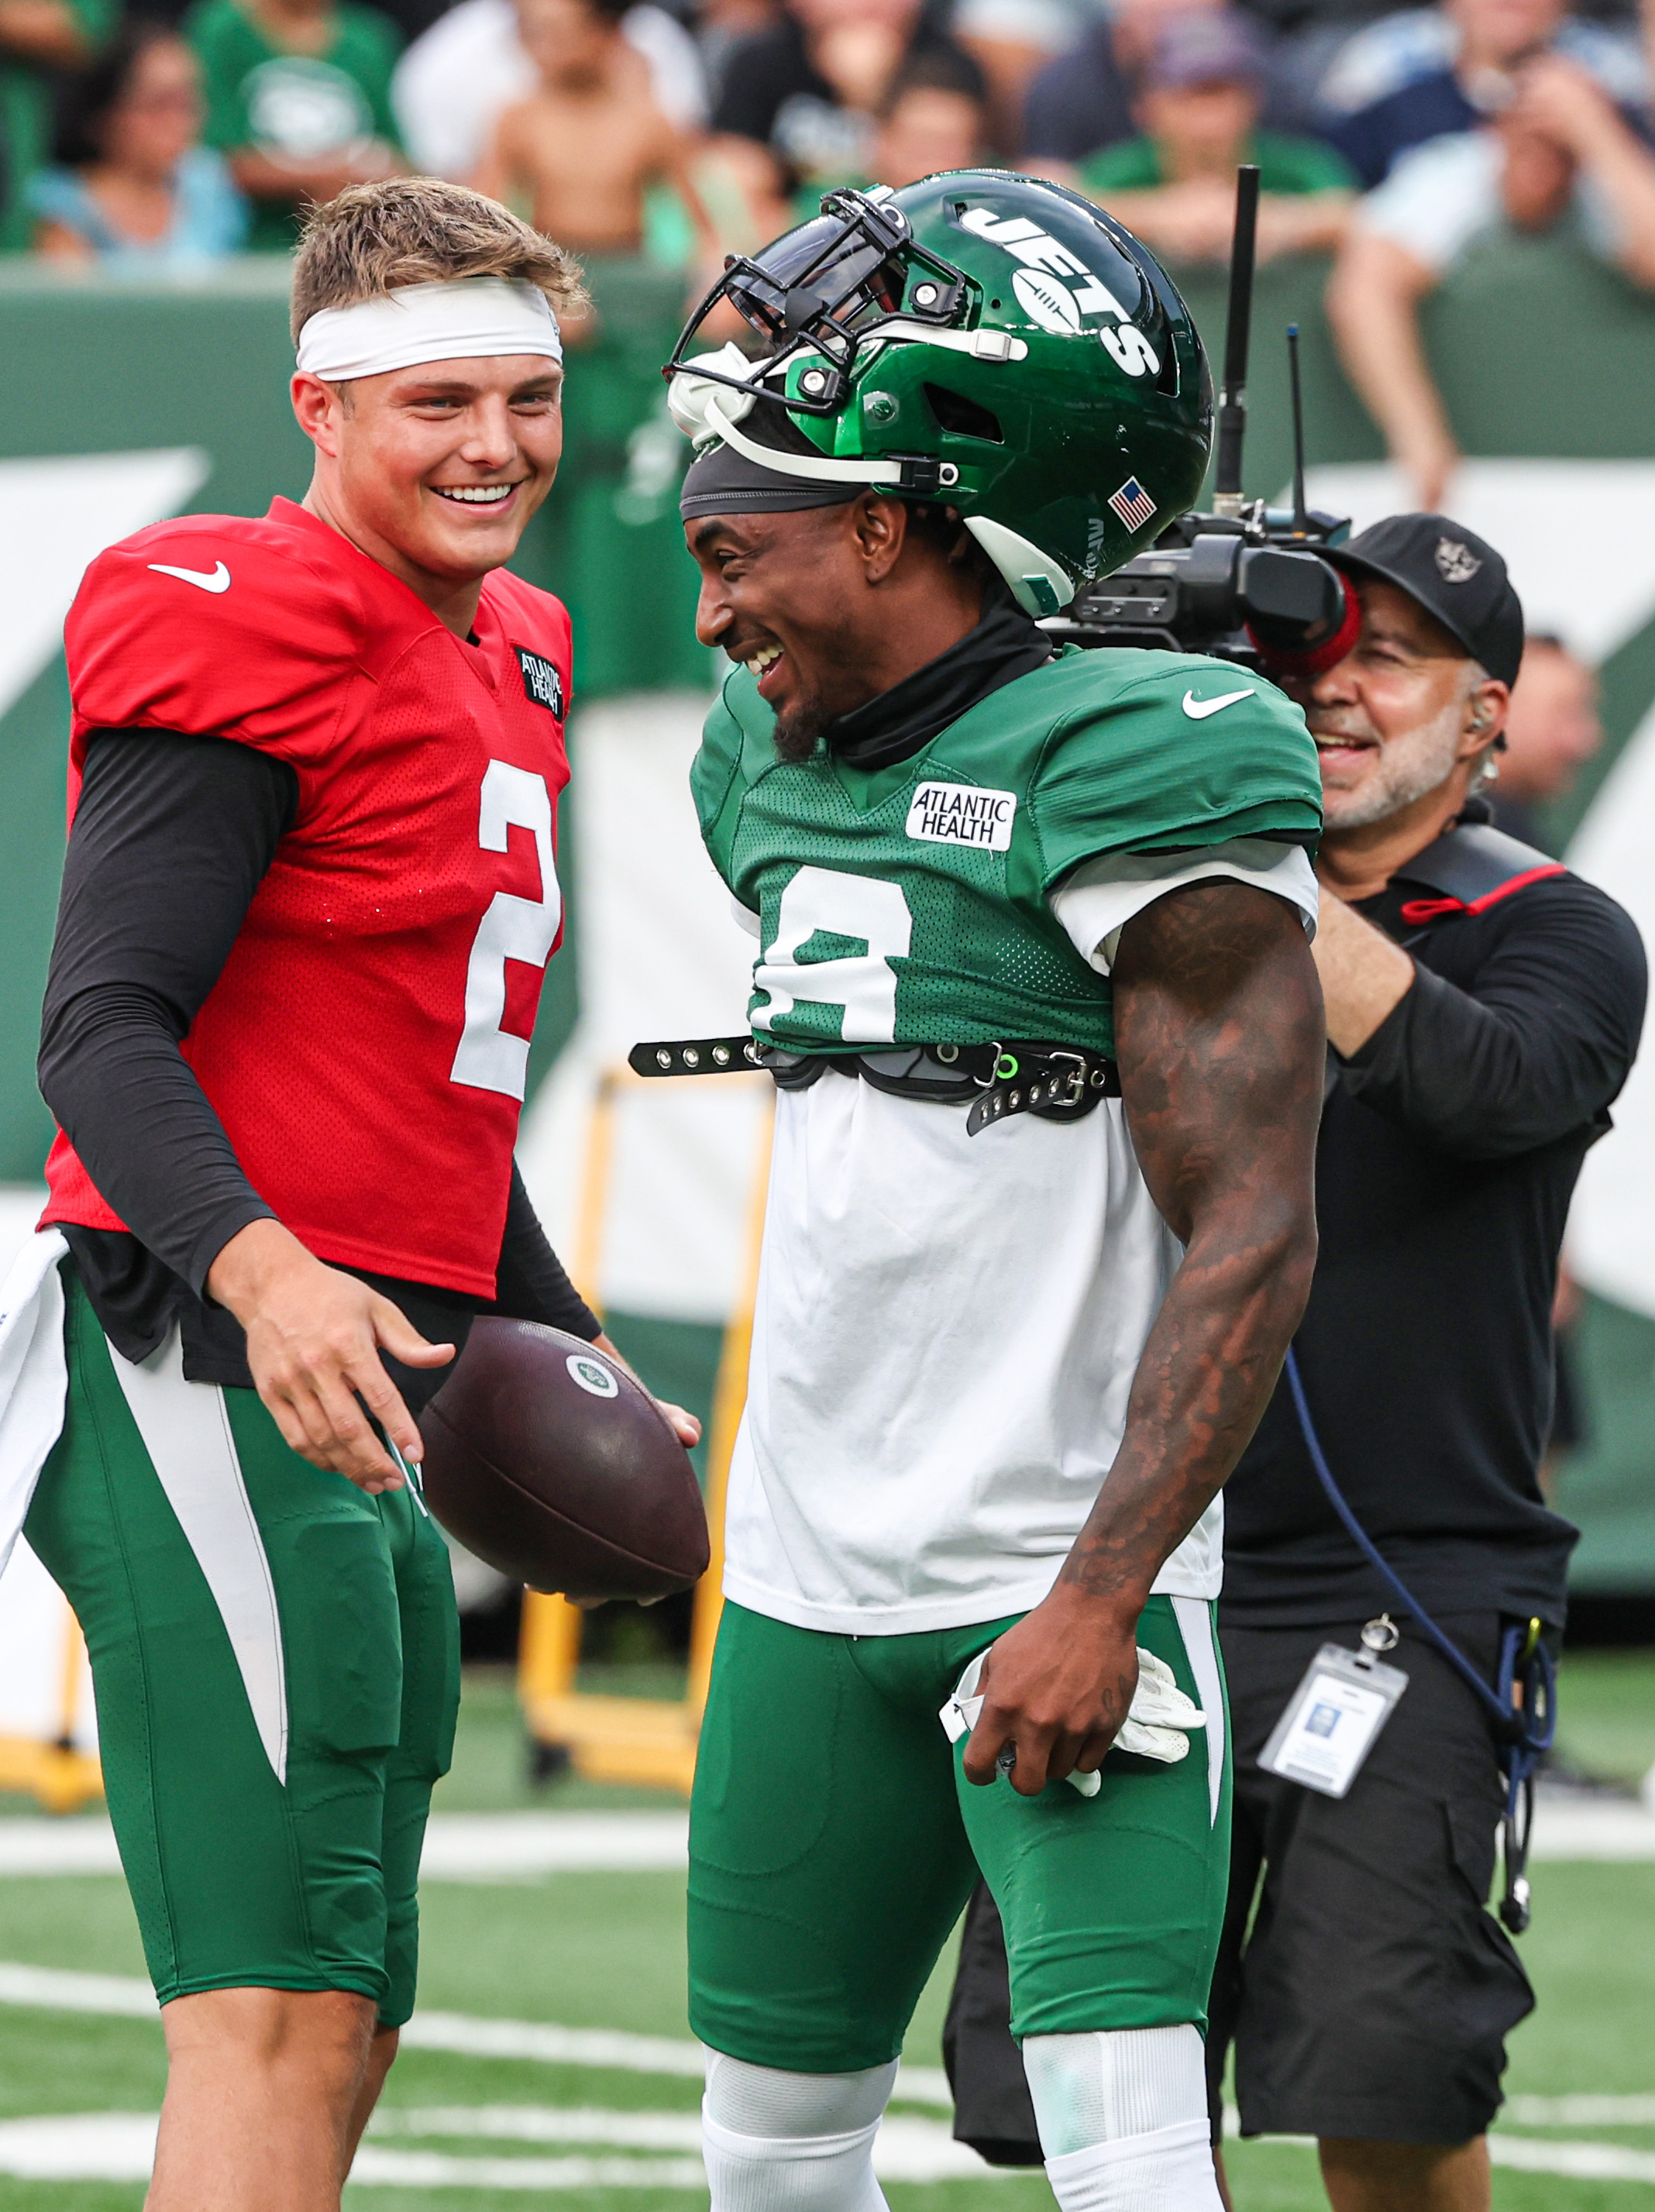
[1326,513,1524,688]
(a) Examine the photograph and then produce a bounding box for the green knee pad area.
[24,1273,459,2025]
[688,1598,1230,2073]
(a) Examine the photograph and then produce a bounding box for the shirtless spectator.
[475,0,720,263]
[1328,53,1655,503]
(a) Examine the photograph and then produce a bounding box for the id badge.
[1259,1639,1409,1799]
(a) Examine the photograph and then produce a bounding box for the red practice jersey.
[44,497,573,1301]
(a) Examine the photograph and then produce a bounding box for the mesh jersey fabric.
[693,652,1320,1629]
[44,498,572,1302]
[692,648,1320,1056]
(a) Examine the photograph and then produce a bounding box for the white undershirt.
[723,841,1318,1634]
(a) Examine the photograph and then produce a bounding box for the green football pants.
[25,1270,459,2026]
[688,1594,1230,2073]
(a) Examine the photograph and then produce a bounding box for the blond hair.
[290,179,587,343]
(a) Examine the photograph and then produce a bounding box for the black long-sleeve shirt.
[39,728,599,1409]
[1221,826,1646,1629]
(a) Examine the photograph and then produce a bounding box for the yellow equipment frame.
[0,1590,103,1813]
[518,1062,772,1793]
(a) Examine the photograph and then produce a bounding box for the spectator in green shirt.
[2,0,115,250]
[1077,12,1355,268]
[185,0,403,248]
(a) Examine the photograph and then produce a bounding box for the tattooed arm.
[963,878,1323,1795]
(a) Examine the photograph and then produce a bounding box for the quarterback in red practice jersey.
[17,177,697,2212]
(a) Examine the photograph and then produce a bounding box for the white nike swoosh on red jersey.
[147,560,230,594]
[1182,686,1254,719]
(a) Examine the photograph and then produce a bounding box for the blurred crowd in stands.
[5,0,1655,494]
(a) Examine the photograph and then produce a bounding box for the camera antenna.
[1212,163,1260,518]
[1287,322,1309,532]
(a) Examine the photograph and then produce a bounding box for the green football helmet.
[664,170,1213,618]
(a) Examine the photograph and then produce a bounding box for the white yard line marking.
[0,2110,1008,2188]
[376,2107,703,2150]
[374,2104,1004,2181]
[0,1812,693,1880]
[2,2108,1652,2191]
[0,1964,157,2018]
[1490,2136,1655,2183]
[0,2113,712,2190]
[0,1965,951,2107]
[400,2013,704,2077]
[2,1797,1651,1874]
[1223,2111,1655,2183]
[1503,2095,1655,2127]
[354,2149,712,2190]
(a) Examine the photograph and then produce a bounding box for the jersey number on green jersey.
[753,866,912,1043]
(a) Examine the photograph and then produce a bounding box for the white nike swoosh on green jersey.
[1182,686,1254,719]
[147,560,230,593]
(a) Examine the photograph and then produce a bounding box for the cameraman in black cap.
[943,514,1646,2210]
[1210,512,1645,2212]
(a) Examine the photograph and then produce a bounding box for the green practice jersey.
[693,646,1321,1058]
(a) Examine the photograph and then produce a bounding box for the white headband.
[294,277,563,380]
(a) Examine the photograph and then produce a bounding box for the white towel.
[0,1230,70,1580]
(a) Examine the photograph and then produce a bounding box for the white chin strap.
[294,277,563,381]
[669,346,1075,621]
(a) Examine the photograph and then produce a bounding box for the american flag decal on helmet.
[1107,477,1158,531]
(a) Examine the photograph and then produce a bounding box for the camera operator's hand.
[962,1584,1141,1794]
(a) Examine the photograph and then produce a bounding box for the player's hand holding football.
[208,1218,455,1491]
[962,1583,1142,1797]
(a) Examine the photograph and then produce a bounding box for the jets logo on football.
[515,647,565,717]
[958,207,1161,379]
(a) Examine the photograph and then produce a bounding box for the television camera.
[1051,167,1359,681]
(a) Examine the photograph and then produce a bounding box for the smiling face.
[1284,576,1505,832]
[292,352,563,625]
[684,495,989,759]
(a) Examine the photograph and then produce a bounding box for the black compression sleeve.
[39,729,299,1293]
[492,1163,603,1340]
[1341,879,1648,1158]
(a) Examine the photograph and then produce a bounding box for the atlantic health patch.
[516,646,566,717]
[905,781,1017,851]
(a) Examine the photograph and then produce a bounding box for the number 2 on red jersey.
[451,760,563,1100]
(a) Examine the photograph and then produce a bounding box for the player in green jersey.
[666,174,1324,2212]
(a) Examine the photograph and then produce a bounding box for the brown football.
[418,1319,709,1601]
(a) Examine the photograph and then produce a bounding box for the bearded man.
[944,512,1645,2211]
[1209,513,1646,2212]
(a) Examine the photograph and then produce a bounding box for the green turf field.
[0,1656,1650,2210]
